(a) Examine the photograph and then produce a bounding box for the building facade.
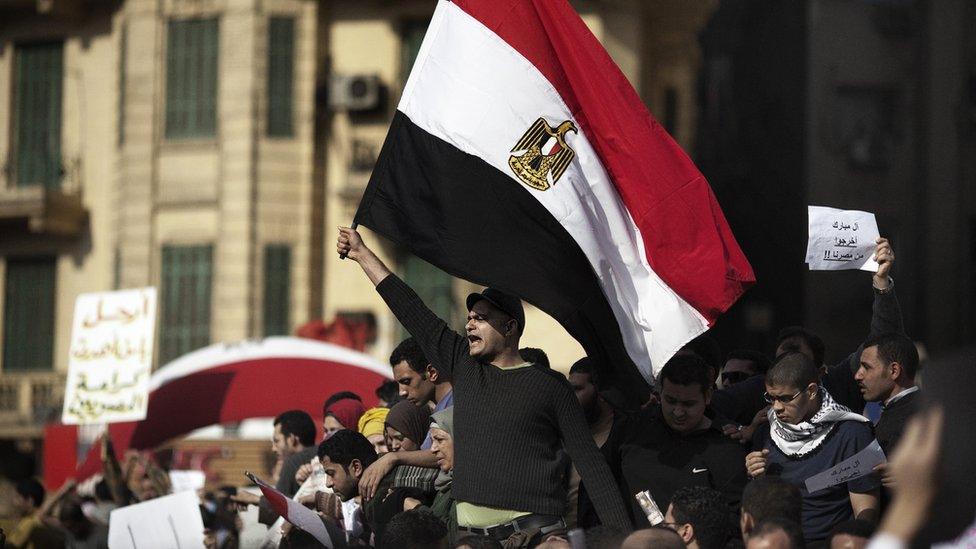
[0,0,718,475]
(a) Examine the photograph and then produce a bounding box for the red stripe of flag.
[452,0,754,322]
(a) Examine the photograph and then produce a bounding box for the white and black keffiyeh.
[768,386,869,457]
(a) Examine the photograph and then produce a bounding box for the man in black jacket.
[607,354,747,528]
[855,331,920,497]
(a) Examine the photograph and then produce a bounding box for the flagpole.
[339,221,358,260]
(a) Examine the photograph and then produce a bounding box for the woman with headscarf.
[384,400,432,453]
[358,407,390,454]
[426,407,457,541]
[323,398,365,437]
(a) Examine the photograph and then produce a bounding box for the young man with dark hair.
[233,410,318,525]
[608,354,747,528]
[318,429,380,502]
[746,353,880,545]
[746,518,806,549]
[388,337,453,447]
[665,486,731,549]
[338,228,629,543]
[740,476,802,542]
[318,429,379,544]
[721,350,771,388]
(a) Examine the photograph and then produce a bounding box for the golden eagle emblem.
[508,118,578,191]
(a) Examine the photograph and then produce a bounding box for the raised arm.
[554,380,630,529]
[837,238,904,376]
[867,238,904,338]
[337,227,468,378]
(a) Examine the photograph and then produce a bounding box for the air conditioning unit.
[329,74,383,112]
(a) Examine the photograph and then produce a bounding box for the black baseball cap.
[466,288,525,335]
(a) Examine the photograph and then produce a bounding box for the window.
[3,258,56,371]
[14,42,64,188]
[397,20,455,330]
[267,17,295,137]
[263,245,291,336]
[402,255,455,331]
[159,245,213,365]
[400,20,428,89]
[166,18,219,138]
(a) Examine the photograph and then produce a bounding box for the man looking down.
[746,353,880,545]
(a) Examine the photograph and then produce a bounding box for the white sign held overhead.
[62,288,157,425]
[108,491,205,549]
[805,206,881,272]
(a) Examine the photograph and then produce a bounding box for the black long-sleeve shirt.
[605,407,748,528]
[376,274,630,529]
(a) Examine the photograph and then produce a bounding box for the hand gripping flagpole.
[339,221,358,260]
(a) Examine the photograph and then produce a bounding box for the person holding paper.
[745,352,880,545]
[714,237,901,438]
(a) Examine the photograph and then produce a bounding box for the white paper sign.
[805,439,886,494]
[805,206,881,272]
[62,288,157,425]
[168,470,206,494]
[107,490,205,549]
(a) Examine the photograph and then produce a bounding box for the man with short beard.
[854,332,920,503]
[854,332,919,457]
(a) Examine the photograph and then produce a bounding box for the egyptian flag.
[355,0,754,398]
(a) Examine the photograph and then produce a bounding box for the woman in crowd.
[359,407,390,454]
[384,400,432,453]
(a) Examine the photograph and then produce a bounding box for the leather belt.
[459,514,566,541]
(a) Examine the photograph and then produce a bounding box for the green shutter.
[402,255,454,331]
[267,17,295,137]
[397,21,453,333]
[118,23,127,146]
[166,18,218,138]
[14,42,63,188]
[400,21,428,88]
[159,245,213,365]
[3,257,56,371]
[263,245,291,336]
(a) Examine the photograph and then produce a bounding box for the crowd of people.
[0,228,957,549]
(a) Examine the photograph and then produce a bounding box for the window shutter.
[166,18,218,138]
[3,258,57,371]
[267,17,295,137]
[159,245,213,365]
[263,245,291,336]
[14,42,63,188]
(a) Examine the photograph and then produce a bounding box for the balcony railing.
[0,372,66,433]
[0,160,87,237]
